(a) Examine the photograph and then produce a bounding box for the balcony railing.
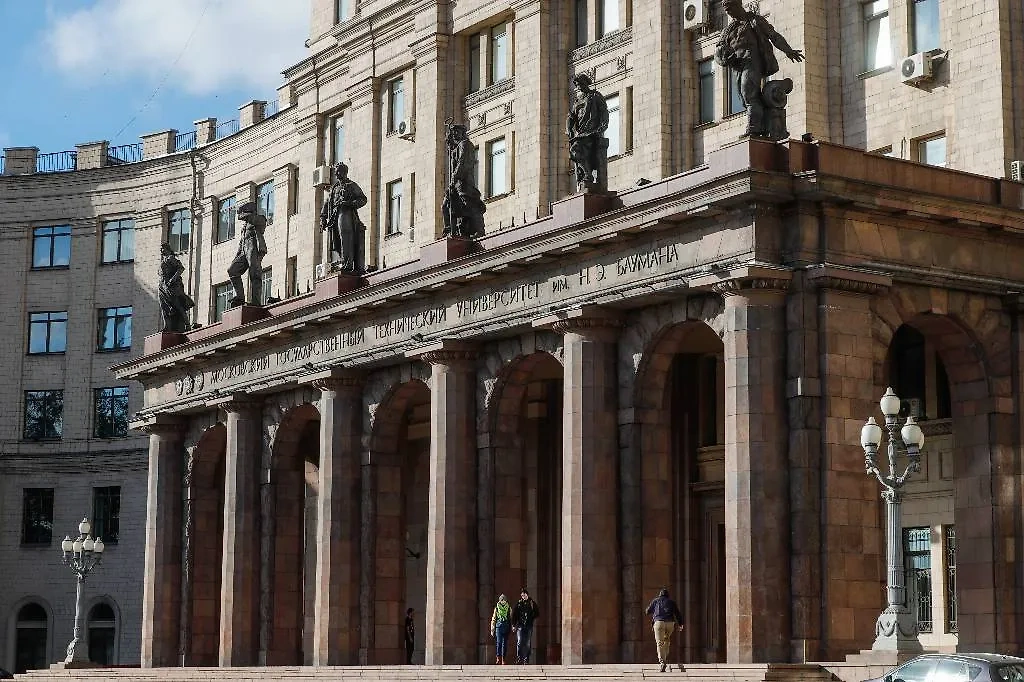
[107,143,143,165]
[174,130,197,152]
[264,99,280,118]
[216,119,240,139]
[37,151,78,173]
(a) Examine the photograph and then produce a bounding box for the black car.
[864,653,1024,682]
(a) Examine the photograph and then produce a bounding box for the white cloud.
[44,0,310,96]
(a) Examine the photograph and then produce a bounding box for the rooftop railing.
[216,119,240,139]
[174,130,197,152]
[37,151,78,173]
[107,143,143,165]
[264,99,280,118]
[0,157,4,175]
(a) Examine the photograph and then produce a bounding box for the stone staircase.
[17,663,844,681]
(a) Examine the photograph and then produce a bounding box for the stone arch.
[871,286,1016,652]
[84,596,119,665]
[6,597,53,674]
[365,377,431,664]
[262,400,321,665]
[183,422,226,666]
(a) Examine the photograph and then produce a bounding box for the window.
[945,525,957,633]
[21,488,54,544]
[286,256,298,298]
[486,138,507,197]
[336,0,351,22]
[216,196,236,244]
[575,0,589,47]
[606,94,621,157]
[87,603,116,665]
[911,0,940,54]
[24,391,63,440]
[92,487,121,544]
[14,603,48,674]
[890,656,936,681]
[256,180,275,225]
[97,306,132,351]
[29,311,67,354]
[468,35,481,92]
[167,208,191,253]
[388,77,405,133]
[94,387,129,438]
[863,0,891,70]
[101,218,134,264]
[330,113,346,164]
[213,282,233,323]
[698,59,715,124]
[490,22,509,84]
[386,179,403,235]
[261,267,273,306]
[918,134,946,167]
[32,225,71,268]
[598,0,619,36]
[904,527,933,633]
[727,68,746,116]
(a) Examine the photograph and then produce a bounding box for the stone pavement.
[17,664,845,681]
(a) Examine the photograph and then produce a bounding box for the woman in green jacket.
[490,594,512,664]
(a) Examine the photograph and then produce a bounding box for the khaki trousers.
[653,620,675,664]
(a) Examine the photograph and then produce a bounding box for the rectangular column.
[304,370,364,665]
[214,395,262,666]
[538,308,622,664]
[413,341,478,664]
[717,279,791,663]
[139,416,185,668]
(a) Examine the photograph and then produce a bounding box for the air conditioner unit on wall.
[683,0,709,31]
[900,53,933,85]
[1010,160,1023,182]
[314,263,327,280]
[397,118,415,139]
[312,165,331,187]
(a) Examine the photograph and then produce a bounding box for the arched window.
[15,602,48,673]
[889,324,952,419]
[87,602,116,665]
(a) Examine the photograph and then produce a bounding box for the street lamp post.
[860,387,926,653]
[59,517,105,666]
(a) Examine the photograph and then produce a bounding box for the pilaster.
[408,341,479,664]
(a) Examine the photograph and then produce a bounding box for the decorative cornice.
[711,277,792,296]
[131,414,186,436]
[209,393,263,414]
[569,27,632,64]
[463,77,515,109]
[534,305,623,340]
[300,367,365,394]
[407,340,478,367]
[805,264,892,295]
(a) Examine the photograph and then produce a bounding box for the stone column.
[536,307,622,664]
[213,395,263,667]
[302,369,364,665]
[713,275,792,663]
[138,415,185,668]
[411,341,478,664]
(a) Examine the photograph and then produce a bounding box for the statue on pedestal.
[158,243,195,333]
[228,201,268,307]
[320,162,368,273]
[566,73,610,192]
[442,119,486,239]
[715,0,804,140]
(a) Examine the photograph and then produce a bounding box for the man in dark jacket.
[511,588,540,664]
[646,588,683,672]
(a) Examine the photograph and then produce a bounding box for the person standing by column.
[511,588,539,664]
[404,607,416,665]
[490,594,512,664]
[646,588,684,673]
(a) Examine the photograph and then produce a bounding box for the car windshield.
[997,664,1024,681]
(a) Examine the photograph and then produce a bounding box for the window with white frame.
[336,0,351,22]
[388,77,405,133]
[212,282,233,322]
[256,180,275,224]
[261,267,273,305]
[167,208,191,253]
[863,0,891,71]
[490,22,509,85]
[917,134,946,167]
[216,196,236,244]
[386,179,403,235]
[487,138,507,197]
[606,94,621,157]
[911,0,940,54]
[598,0,619,36]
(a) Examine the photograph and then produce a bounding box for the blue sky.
[0,0,310,155]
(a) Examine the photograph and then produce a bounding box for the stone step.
[17,663,842,682]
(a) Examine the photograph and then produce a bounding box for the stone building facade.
[3,0,1024,673]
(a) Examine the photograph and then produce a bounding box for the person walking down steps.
[646,588,684,673]
[490,593,512,664]
[511,588,540,664]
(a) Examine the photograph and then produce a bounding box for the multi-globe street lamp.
[860,387,926,653]
[59,517,105,666]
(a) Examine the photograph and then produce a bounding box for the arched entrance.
[264,403,320,665]
[488,351,563,663]
[635,321,725,663]
[14,602,49,673]
[87,601,117,665]
[184,423,226,665]
[368,380,431,664]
